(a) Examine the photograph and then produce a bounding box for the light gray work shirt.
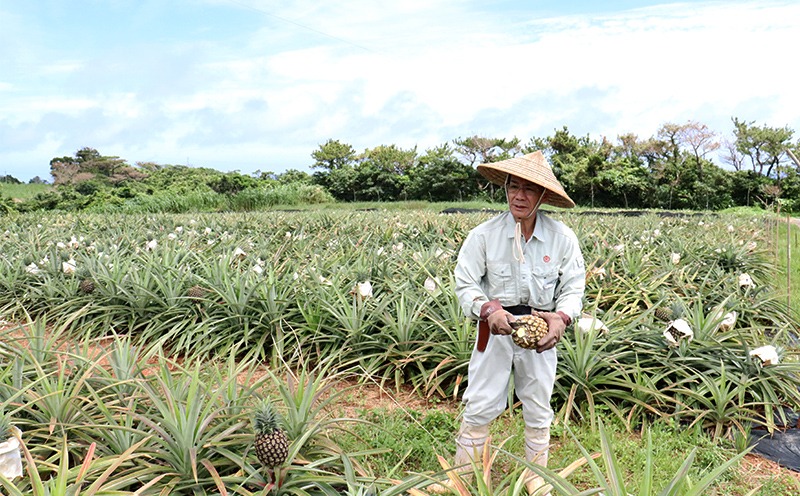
[454,211,585,321]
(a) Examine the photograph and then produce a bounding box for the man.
[432,151,585,494]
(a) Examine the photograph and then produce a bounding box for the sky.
[1,0,799,183]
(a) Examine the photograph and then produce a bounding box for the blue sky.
[1,0,798,183]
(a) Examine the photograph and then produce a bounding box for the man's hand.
[533,311,566,352]
[487,310,514,335]
[480,299,514,335]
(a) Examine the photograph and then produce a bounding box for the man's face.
[505,176,544,219]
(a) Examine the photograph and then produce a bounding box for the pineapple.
[653,306,672,322]
[253,401,289,468]
[79,278,96,294]
[186,285,207,301]
[654,299,684,323]
[511,315,549,349]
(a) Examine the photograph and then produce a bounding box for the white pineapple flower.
[750,345,779,366]
[285,231,292,239]
[167,233,177,240]
[145,239,158,251]
[232,247,247,260]
[376,247,385,256]
[727,225,735,233]
[353,280,373,300]
[424,276,439,293]
[175,226,183,233]
[392,242,404,252]
[292,272,300,280]
[68,236,80,249]
[56,242,66,249]
[40,255,49,264]
[25,263,40,275]
[204,227,212,234]
[577,317,609,334]
[318,275,332,286]
[653,229,661,237]
[738,273,755,289]
[251,265,263,275]
[670,252,681,265]
[664,318,693,346]
[62,259,77,275]
[612,244,625,255]
[718,311,737,331]
[746,241,757,252]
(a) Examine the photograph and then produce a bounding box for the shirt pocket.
[530,267,560,308]
[486,262,513,299]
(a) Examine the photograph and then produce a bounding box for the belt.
[503,304,532,315]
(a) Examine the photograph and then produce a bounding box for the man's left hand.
[533,311,566,353]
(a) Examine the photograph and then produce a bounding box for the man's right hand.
[487,310,514,335]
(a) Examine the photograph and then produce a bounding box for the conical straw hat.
[477,151,575,208]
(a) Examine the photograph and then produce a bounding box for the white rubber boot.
[521,427,551,496]
[427,423,489,494]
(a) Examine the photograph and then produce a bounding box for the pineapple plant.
[0,413,11,444]
[253,401,289,468]
[511,315,549,349]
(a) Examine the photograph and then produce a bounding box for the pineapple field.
[1,207,799,494]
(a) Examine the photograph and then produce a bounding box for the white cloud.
[1,0,799,182]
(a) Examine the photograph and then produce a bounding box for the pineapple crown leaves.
[253,400,286,435]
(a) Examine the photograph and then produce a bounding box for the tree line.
[2,117,799,214]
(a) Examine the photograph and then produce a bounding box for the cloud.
[1,0,798,182]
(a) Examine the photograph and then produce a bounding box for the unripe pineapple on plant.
[654,299,685,323]
[253,401,289,468]
[79,278,96,295]
[511,315,549,349]
[186,285,207,302]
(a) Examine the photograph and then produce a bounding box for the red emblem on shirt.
[543,255,551,263]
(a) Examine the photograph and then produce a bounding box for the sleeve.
[454,230,489,320]
[554,232,585,322]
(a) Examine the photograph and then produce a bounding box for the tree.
[311,139,356,171]
[208,172,258,195]
[353,144,417,201]
[453,135,520,166]
[454,135,521,200]
[49,147,146,186]
[727,118,794,178]
[405,144,481,201]
[276,169,311,185]
[0,175,21,184]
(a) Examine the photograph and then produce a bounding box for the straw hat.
[476,151,575,208]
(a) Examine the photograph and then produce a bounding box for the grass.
[0,182,50,200]
[773,216,800,320]
[329,398,800,495]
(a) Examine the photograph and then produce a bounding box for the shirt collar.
[503,211,543,240]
